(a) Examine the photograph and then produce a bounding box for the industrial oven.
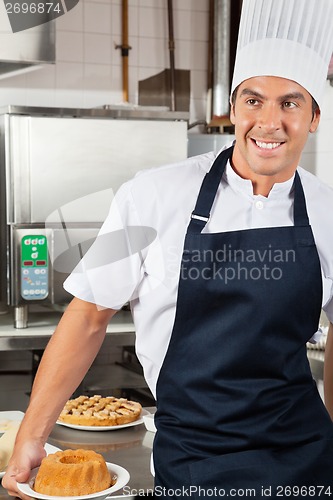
[0,106,188,327]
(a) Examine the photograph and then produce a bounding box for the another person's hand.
[2,439,46,499]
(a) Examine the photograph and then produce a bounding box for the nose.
[258,103,281,132]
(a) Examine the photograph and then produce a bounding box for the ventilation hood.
[0,1,55,79]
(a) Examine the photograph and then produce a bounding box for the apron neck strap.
[293,171,310,227]
[188,146,234,233]
[188,145,309,234]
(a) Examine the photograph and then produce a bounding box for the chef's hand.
[2,439,46,499]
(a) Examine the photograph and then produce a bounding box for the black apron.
[153,146,333,499]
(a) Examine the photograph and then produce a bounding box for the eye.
[283,101,297,109]
[246,99,259,106]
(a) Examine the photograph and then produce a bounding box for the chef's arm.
[19,297,117,443]
[323,322,333,419]
[3,297,116,498]
[5,298,115,484]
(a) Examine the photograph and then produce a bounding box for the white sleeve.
[301,171,333,326]
[323,279,333,324]
[63,180,158,309]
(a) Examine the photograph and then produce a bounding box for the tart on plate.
[58,395,142,427]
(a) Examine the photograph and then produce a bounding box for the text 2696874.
[275,485,332,497]
[5,2,62,14]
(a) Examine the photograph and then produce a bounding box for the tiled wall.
[0,0,332,185]
[302,81,333,187]
[0,0,209,122]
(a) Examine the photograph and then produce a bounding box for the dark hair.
[230,87,238,107]
[231,85,319,119]
[311,97,319,117]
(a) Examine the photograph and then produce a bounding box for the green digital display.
[21,235,48,267]
[21,234,49,300]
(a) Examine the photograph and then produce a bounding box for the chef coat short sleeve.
[314,224,333,326]
[322,282,333,324]
[300,169,333,327]
[63,178,164,310]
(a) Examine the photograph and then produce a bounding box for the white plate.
[56,408,150,431]
[17,462,130,500]
[0,441,60,479]
[0,410,24,432]
[0,411,25,478]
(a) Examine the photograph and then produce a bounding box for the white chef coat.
[64,144,333,398]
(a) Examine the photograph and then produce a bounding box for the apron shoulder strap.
[293,171,310,227]
[188,146,234,234]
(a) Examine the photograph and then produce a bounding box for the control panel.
[20,235,48,300]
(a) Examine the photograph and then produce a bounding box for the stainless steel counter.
[0,310,135,351]
[0,310,153,498]
[0,410,155,499]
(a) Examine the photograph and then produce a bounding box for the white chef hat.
[231,0,333,109]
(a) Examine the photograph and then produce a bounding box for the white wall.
[0,0,332,185]
[302,81,333,187]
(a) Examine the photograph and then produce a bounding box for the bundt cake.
[34,449,114,496]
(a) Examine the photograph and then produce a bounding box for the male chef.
[4,0,333,498]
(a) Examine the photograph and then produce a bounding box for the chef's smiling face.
[229,76,320,195]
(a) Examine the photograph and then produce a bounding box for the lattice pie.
[58,395,142,426]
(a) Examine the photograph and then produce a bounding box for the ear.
[309,107,321,133]
[230,102,236,125]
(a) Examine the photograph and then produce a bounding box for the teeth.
[255,141,281,150]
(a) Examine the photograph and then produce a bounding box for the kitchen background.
[0,0,332,183]
[0,0,332,408]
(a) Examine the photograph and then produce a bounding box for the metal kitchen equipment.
[0,105,188,328]
[0,1,55,79]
